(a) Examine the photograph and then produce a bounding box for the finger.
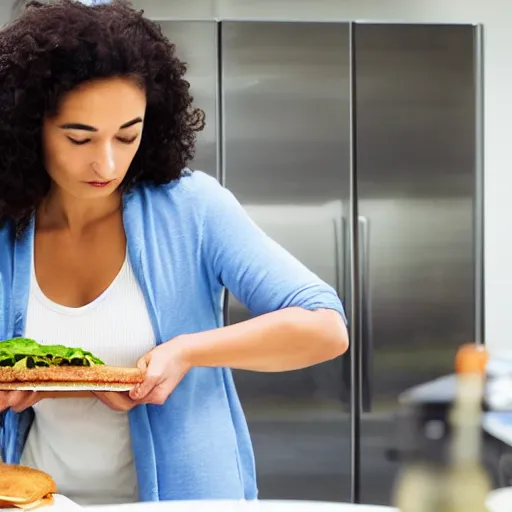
[136,354,149,372]
[9,391,34,412]
[92,391,111,407]
[0,391,10,412]
[130,359,162,401]
[93,392,118,409]
[7,391,26,408]
[12,391,39,413]
[129,377,157,401]
[94,392,136,412]
[129,353,153,400]
[112,393,138,411]
[141,382,173,406]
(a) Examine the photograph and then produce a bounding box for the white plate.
[2,494,83,511]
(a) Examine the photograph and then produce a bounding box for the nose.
[93,142,116,180]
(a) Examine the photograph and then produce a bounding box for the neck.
[38,186,122,233]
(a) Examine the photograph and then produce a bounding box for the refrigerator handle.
[358,216,373,412]
[340,215,373,412]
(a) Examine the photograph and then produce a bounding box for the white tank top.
[20,250,156,506]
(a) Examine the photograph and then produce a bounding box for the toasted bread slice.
[0,494,55,510]
[0,365,144,384]
[0,464,57,508]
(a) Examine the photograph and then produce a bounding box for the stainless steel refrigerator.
[151,18,482,507]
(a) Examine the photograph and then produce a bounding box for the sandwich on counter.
[0,463,57,510]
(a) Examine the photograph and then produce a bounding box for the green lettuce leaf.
[0,338,105,368]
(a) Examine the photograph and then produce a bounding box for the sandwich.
[0,463,57,510]
[0,338,144,391]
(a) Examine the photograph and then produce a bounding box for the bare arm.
[179,307,348,372]
[199,175,349,372]
[0,390,94,413]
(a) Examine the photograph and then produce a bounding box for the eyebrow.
[58,117,143,132]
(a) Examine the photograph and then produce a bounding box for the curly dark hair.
[0,0,205,228]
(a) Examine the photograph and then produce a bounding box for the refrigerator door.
[221,21,352,502]
[154,20,218,178]
[354,23,478,506]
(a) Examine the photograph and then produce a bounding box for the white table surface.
[21,490,511,512]
[486,488,512,512]
[85,499,396,512]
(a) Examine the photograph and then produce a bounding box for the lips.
[87,181,112,188]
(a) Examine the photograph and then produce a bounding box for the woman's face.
[42,76,147,200]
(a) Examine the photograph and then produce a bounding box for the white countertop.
[487,488,512,512]
[84,492,512,512]
[22,491,512,512]
[85,499,396,512]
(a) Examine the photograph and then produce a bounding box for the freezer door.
[354,23,478,506]
[221,20,352,502]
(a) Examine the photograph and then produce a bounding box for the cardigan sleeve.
[200,176,347,322]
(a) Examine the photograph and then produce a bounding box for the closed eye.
[117,136,138,145]
[66,136,138,146]
[67,137,90,146]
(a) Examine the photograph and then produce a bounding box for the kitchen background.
[4,0,512,508]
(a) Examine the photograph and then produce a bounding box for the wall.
[0,1,15,25]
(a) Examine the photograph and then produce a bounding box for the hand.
[128,338,191,405]
[0,390,42,413]
[92,391,139,412]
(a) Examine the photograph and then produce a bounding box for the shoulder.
[166,169,225,203]
[134,169,223,204]
[129,169,231,221]
[124,170,232,237]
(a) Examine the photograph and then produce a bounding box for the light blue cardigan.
[0,170,346,501]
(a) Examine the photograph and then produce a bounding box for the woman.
[0,0,349,506]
